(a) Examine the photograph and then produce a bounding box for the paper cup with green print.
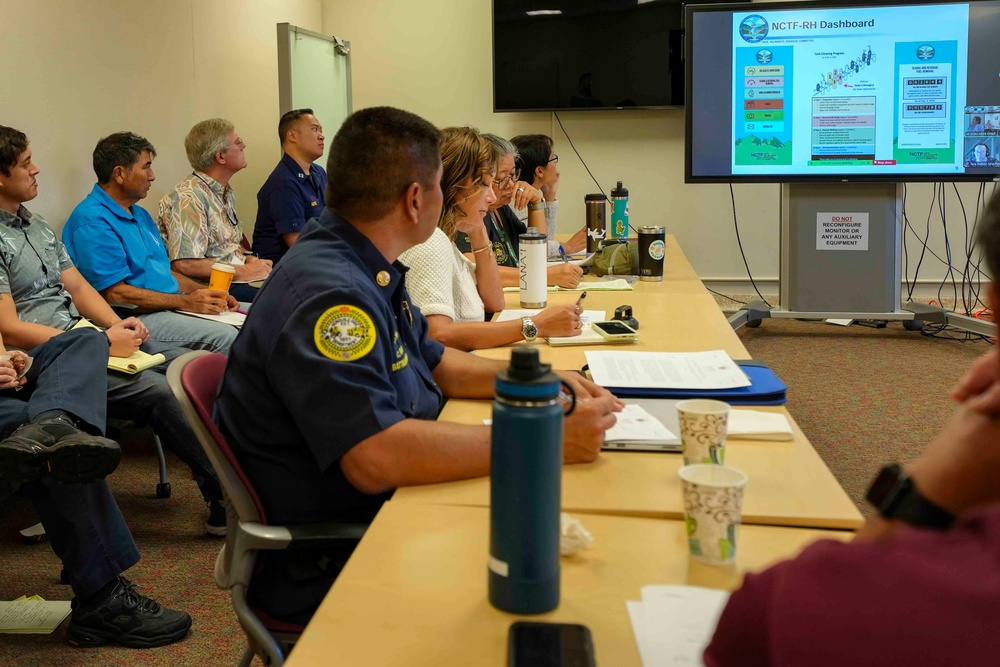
[676,399,730,466]
[679,464,748,565]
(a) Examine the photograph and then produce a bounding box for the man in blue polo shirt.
[63,132,238,354]
[251,108,328,263]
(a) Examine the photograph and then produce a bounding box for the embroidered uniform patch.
[314,305,377,361]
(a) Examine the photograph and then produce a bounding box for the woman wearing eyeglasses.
[511,134,587,256]
[455,134,582,289]
[398,128,582,351]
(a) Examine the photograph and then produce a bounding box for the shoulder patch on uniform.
[314,305,377,362]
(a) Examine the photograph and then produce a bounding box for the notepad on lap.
[178,310,246,328]
[71,319,166,374]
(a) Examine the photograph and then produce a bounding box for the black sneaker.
[0,414,121,484]
[205,499,227,537]
[67,576,192,648]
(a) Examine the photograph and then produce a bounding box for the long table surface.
[284,502,853,667]
[393,236,863,530]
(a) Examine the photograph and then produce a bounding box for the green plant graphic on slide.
[735,135,793,164]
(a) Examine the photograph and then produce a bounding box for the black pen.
[575,291,587,307]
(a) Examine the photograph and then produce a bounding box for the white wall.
[1,0,323,234]
[4,0,987,296]
[320,0,994,296]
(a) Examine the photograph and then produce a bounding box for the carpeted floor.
[0,429,250,667]
[737,317,991,510]
[0,315,992,665]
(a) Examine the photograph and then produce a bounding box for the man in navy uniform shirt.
[216,106,619,623]
[251,108,328,263]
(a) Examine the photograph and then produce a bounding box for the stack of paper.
[729,410,794,441]
[0,596,71,634]
[586,350,752,391]
[627,585,730,666]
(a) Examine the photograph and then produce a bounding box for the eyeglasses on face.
[548,154,559,163]
[495,170,521,189]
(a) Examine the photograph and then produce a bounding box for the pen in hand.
[559,245,569,263]
[575,291,587,308]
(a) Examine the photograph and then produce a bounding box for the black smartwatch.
[865,463,955,530]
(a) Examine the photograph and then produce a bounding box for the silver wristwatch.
[521,316,539,342]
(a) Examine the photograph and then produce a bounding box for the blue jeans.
[138,310,237,354]
[6,329,140,599]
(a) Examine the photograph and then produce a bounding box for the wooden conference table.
[286,504,852,666]
[284,236,862,665]
[393,236,863,531]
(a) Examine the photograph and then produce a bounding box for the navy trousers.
[10,329,140,599]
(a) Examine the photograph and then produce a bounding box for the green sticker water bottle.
[610,181,629,239]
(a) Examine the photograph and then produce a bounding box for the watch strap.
[890,483,955,529]
[868,463,955,530]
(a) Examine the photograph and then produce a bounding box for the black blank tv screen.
[686,0,1000,183]
[493,0,733,112]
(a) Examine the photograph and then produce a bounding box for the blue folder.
[599,360,787,405]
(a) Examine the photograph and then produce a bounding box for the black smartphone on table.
[508,621,596,667]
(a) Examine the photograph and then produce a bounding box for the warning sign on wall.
[817,212,868,251]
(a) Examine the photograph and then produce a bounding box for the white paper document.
[604,404,678,445]
[495,309,606,325]
[627,585,730,666]
[0,597,72,634]
[178,310,247,328]
[585,350,751,390]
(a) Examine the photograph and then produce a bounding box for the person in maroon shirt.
[705,192,1000,667]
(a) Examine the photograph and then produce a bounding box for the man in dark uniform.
[216,106,619,624]
[251,108,328,263]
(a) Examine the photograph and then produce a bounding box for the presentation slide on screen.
[730,4,976,176]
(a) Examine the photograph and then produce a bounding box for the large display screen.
[492,0,733,112]
[686,0,1000,182]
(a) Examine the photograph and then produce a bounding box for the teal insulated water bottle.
[488,347,563,614]
[610,180,629,239]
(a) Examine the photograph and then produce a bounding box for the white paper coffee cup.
[677,399,730,466]
[679,464,748,565]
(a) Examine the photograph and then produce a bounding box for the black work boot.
[0,412,121,484]
[67,576,192,648]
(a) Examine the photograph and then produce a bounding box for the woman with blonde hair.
[399,127,581,351]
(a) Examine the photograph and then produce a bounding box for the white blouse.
[399,228,485,322]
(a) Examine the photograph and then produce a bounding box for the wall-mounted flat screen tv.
[686,0,1000,183]
[493,0,735,112]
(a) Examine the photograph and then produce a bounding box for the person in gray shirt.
[0,124,226,536]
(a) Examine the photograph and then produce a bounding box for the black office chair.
[166,351,366,666]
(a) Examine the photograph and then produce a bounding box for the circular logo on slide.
[917,45,935,61]
[756,49,773,65]
[739,15,768,43]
